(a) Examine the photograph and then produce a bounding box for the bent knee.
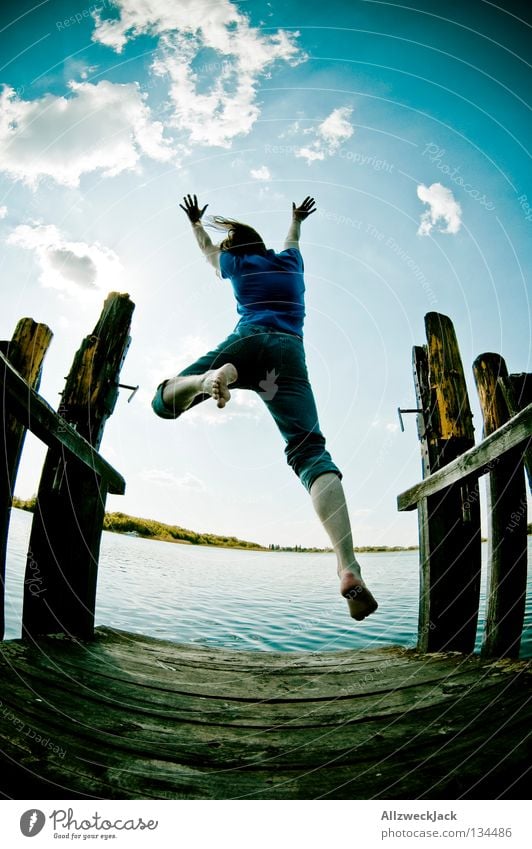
[152,382,180,419]
[285,433,342,491]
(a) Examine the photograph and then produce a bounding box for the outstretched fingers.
[295,196,316,216]
[180,194,208,221]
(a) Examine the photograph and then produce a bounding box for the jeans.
[152,324,342,492]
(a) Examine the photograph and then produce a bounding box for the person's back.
[220,247,305,337]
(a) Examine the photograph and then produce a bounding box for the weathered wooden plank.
[20,634,417,677]
[397,402,532,511]
[7,656,489,729]
[0,320,52,639]
[499,373,532,492]
[95,626,405,668]
[473,354,528,659]
[15,655,488,725]
[4,628,479,686]
[1,668,519,786]
[0,635,523,730]
[60,291,134,446]
[425,312,474,442]
[0,630,530,799]
[23,293,134,639]
[412,314,481,653]
[0,351,124,494]
[2,665,500,760]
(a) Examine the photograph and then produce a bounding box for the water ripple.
[4,509,531,656]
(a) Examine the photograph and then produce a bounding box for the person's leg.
[309,472,378,621]
[162,363,238,413]
[151,330,252,420]
[258,333,377,621]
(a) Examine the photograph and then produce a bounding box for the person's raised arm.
[179,194,220,272]
[284,196,316,251]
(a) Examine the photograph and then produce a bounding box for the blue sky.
[1,0,530,546]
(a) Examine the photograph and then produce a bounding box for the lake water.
[4,508,532,656]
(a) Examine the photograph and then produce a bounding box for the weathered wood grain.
[0,629,530,800]
[0,320,52,639]
[0,351,124,494]
[498,372,532,492]
[473,355,528,659]
[397,402,532,511]
[425,312,474,443]
[412,315,481,653]
[23,293,134,639]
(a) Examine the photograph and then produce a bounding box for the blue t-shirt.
[219,247,305,337]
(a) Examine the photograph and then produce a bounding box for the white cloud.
[295,146,325,164]
[140,468,206,491]
[250,165,271,181]
[0,81,174,187]
[92,0,304,148]
[7,223,123,296]
[417,182,462,236]
[0,205,7,219]
[296,107,353,165]
[318,108,354,147]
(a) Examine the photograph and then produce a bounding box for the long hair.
[207,216,268,257]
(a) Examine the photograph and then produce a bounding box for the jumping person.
[152,194,378,621]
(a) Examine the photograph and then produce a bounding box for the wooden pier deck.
[1,627,530,800]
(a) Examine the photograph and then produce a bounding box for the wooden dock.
[0,627,530,800]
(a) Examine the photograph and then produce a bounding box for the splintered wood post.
[473,354,527,658]
[22,293,135,640]
[414,313,481,653]
[0,319,53,639]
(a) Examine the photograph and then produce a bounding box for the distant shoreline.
[12,497,421,553]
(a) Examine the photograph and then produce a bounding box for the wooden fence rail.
[0,351,125,494]
[397,313,530,659]
[398,403,532,511]
[1,292,134,640]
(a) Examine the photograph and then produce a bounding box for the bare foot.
[339,570,378,621]
[201,363,238,409]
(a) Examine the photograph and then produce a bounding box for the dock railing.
[1,292,134,641]
[398,313,531,659]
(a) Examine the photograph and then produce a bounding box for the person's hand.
[179,194,208,224]
[292,196,316,221]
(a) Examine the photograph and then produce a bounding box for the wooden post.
[414,313,481,653]
[22,293,134,640]
[0,320,53,638]
[473,354,527,658]
[498,372,532,492]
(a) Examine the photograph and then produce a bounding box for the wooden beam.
[23,292,134,639]
[473,354,527,659]
[498,373,532,493]
[0,350,125,495]
[413,314,481,653]
[425,311,475,442]
[0,320,53,639]
[397,402,532,512]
